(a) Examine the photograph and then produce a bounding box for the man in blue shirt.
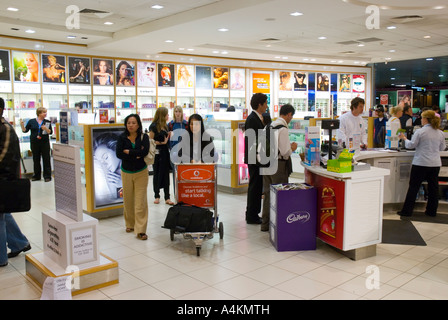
[373,105,387,148]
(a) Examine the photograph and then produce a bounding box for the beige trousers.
[121,169,149,235]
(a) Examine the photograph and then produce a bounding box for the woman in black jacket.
[116,114,150,240]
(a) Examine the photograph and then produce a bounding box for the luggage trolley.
[171,163,223,256]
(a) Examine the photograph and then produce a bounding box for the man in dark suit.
[244,93,268,224]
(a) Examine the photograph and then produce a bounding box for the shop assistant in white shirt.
[337,97,367,149]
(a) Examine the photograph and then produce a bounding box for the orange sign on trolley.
[176,164,216,208]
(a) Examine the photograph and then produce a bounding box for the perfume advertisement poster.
[177,64,194,88]
[137,61,156,87]
[93,58,114,86]
[92,128,124,208]
[0,50,11,81]
[42,54,66,83]
[196,66,212,89]
[352,74,365,93]
[338,74,351,92]
[213,67,229,89]
[279,71,293,91]
[68,56,91,84]
[13,51,39,82]
[316,73,330,92]
[116,60,135,86]
[158,63,175,87]
[293,72,307,91]
[230,68,245,90]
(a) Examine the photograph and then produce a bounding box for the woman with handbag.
[0,97,31,266]
[116,114,150,240]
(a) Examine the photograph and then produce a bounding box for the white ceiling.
[0,0,448,85]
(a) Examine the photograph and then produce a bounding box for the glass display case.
[115,94,136,124]
[288,119,309,177]
[93,94,114,124]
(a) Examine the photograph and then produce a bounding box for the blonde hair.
[36,107,47,116]
[389,106,403,117]
[153,107,168,132]
[422,110,440,129]
[172,105,184,121]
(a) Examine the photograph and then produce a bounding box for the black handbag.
[162,202,214,232]
[0,178,31,213]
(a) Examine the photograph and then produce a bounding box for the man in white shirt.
[337,97,367,150]
[260,104,298,231]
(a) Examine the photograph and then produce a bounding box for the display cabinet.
[115,94,136,124]
[93,94,114,124]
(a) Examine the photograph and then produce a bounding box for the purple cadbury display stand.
[269,184,317,251]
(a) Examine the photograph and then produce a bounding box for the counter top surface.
[303,162,390,180]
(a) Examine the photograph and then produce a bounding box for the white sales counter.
[304,163,390,260]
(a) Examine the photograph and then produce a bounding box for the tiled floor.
[2,176,448,300]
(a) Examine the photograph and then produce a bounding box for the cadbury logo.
[286,212,310,224]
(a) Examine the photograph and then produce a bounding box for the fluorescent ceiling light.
[318,36,327,40]
[290,12,303,16]
[151,5,164,9]
[7,7,19,11]
[426,58,433,61]
[187,48,194,51]
[104,21,114,25]
[25,29,35,33]
[387,26,396,30]
[390,68,396,71]
[218,28,229,32]
[221,51,228,54]
[165,40,173,43]
[67,35,76,39]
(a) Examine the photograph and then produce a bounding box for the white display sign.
[213,89,229,98]
[279,90,293,99]
[14,82,40,94]
[177,88,194,97]
[43,84,67,95]
[116,86,136,96]
[137,87,156,96]
[316,91,330,99]
[71,226,96,265]
[93,85,114,95]
[158,86,175,96]
[41,276,72,300]
[292,90,307,99]
[196,89,212,97]
[0,81,12,93]
[230,90,245,98]
[69,85,91,95]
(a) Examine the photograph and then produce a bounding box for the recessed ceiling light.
[303,58,309,61]
[426,58,433,61]
[429,82,434,84]
[7,7,19,11]
[221,51,228,54]
[67,35,76,39]
[151,5,164,9]
[218,28,229,32]
[25,29,35,33]
[391,77,395,80]
[318,36,327,40]
[290,12,303,16]
[357,43,365,47]
[179,48,185,50]
[389,49,396,53]
[439,74,444,77]
[424,35,431,39]
[282,57,288,59]
[212,50,219,54]
[433,6,445,9]
[390,68,396,71]
[187,48,194,51]
[275,56,281,59]
[165,40,173,43]
[104,21,114,25]
[387,26,396,30]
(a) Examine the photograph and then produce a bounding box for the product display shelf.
[93,94,114,124]
[115,94,136,124]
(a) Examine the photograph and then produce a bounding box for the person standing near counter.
[385,106,403,149]
[374,105,387,148]
[398,110,446,217]
[400,105,414,130]
[337,97,367,150]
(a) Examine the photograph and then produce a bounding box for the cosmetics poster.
[68,56,90,84]
[293,72,307,91]
[116,60,135,86]
[195,66,212,89]
[13,51,39,82]
[279,71,293,91]
[252,73,270,94]
[0,50,11,81]
[137,61,156,87]
[176,64,194,88]
[213,66,229,89]
[316,73,330,92]
[338,74,351,92]
[158,63,175,87]
[230,68,245,90]
[92,58,114,86]
[352,74,365,93]
[42,54,66,83]
[397,90,413,108]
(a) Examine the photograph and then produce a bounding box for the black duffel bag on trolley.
[0,178,31,213]
[162,202,213,233]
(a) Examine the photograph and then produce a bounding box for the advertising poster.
[158,63,175,87]
[252,73,270,94]
[293,72,307,91]
[352,74,365,93]
[137,61,156,87]
[68,56,90,84]
[316,72,330,91]
[177,64,194,88]
[116,60,135,86]
[92,58,114,86]
[213,66,229,89]
[230,68,245,90]
[195,66,212,89]
[92,127,124,208]
[42,54,66,83]
[176,164,215,207]
[13,51,39,82]
[0,50,11,81]
[397,90,413,108]
[338,74,351,92]
[279,71,293,91]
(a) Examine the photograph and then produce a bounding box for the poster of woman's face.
[92,128,124,208]
[293,72,307,91]
[68,57,91,84]
[158,63,175,87]
[0,50,11,81]
[338,74,351,92]
[230,68,245,90]
[42,54,66,83]
[13,51,39,82]
[397,90,413,108]
[316,72,330,91]
[116,60,135,86]
[213,67,229,89]
[196,66,212,89]
[279,71,292,91]
[177,64,194,88]
[93,58,114,86]
[137,61,156,87]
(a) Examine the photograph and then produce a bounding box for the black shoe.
[246,218,262,224]
[44,178,51,182]
[0,262,7,267]
[31,177,41,181]
[397,211,412,217]
[8,244,31,258]
[424,212,436,217]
